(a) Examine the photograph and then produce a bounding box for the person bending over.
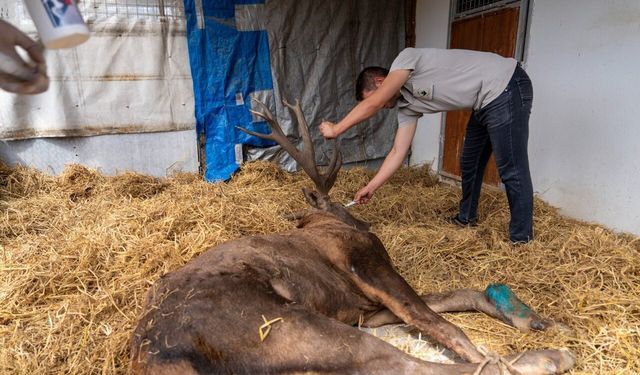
[320,48,534,243]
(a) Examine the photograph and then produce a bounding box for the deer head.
[237,99,369,231]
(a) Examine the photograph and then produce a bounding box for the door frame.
[437,0,532,184]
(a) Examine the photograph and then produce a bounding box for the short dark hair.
[355,66,389,101]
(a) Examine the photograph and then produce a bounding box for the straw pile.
[0,161,638,374]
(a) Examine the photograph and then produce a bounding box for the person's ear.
[373,76,385,88]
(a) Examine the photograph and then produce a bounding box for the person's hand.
[0,20,49,95]
[354,184,377,204]
[319,121,339,139]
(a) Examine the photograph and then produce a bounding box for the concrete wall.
[525,0,640,235]
[410,0,450,171]
[0,130,199,177]
[412,0,640,236]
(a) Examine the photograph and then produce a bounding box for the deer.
[130,98,576,375]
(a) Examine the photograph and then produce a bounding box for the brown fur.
[131,206,575,375]
[132,99,574,374]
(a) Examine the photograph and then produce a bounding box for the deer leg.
[132,279,468,375]
[347,247,485,363]
[363,285,553,332]
[447,349,575,375]
[134,292,575,375]
[346,258,575,373]
[248,307,455,375]
[175,301,573,375]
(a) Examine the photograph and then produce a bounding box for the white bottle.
[24,0,90,49]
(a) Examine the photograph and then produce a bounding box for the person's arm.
[0,20,48,94]
[320,69,410,138]
[354,120,417,203]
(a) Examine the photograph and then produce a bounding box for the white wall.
[411,0,640,236]
[526,0,640,235]
[411,0,450,171]
[0,130,198,177]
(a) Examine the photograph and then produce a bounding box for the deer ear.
[302,187,321,209]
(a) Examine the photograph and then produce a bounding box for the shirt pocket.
[413,83,435,101]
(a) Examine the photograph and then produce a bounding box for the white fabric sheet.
[0,2,195,140]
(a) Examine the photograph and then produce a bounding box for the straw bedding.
[0,161,638,374]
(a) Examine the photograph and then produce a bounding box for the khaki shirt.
[389,48,517,126]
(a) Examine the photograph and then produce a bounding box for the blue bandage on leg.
[485,283,532,319]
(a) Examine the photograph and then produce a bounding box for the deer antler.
[237,98,342,196]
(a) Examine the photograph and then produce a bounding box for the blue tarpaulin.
[182,0,406,181]
[183,0,274,181]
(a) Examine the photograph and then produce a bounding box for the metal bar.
[455,0,518,19]
[194,0,204,29]
[79,0,183,19]
[516,0,532,63]
[159,0,166,17]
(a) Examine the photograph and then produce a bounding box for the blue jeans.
[457,65,534,242]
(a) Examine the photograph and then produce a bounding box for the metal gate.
[455,0,520,20]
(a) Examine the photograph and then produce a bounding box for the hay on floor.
[0,161,638,374]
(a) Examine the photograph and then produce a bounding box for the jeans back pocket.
[516,78,533,111]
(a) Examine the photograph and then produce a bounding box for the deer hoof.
[508,349,576,374]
